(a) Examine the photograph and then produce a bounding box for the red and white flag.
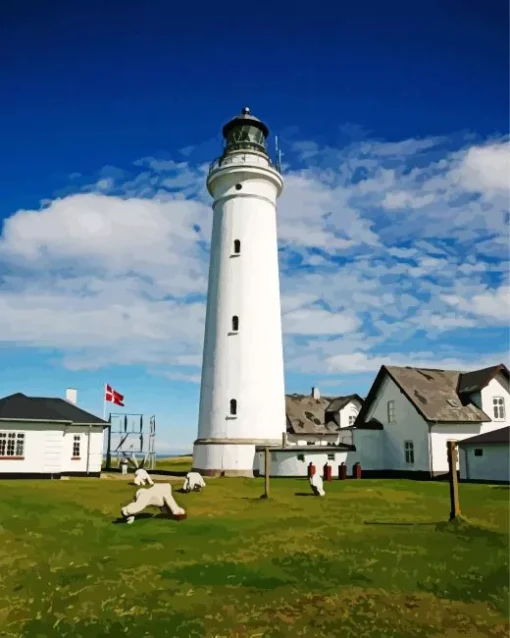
[105,384,124,406]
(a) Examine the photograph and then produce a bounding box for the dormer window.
[493,397,505,420]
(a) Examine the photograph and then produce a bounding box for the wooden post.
[261,447,270,499]
[447,440,460,520]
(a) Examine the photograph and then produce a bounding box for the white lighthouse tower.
[192,107,286,477]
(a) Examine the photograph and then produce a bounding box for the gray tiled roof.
[286,393,362,435]
[458,426,510,446]
[384,366,491,423]
[325,394,363,413]
[286,394,337,435]
[0,393,108,425]
[458,364,509,395]
[356,365,508,428]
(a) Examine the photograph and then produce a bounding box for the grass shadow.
[111,512,177,525]
[295,492,315,497]
[364,521,439,526]
[434,516,508,547]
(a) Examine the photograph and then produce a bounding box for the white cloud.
[325,351,507,374]
[441,285,510,323]
[382,191,436,210]
[0,130,508,383]
[284,308,360,335]
[456,142,510,195]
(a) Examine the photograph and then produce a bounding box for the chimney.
[65,388,77,405]
[311,386,320,400]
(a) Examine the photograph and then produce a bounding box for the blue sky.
[0,0,508,453]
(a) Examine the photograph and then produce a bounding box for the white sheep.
[182,471,206,492]
[133,468,154,486]
[121,483,186,524]
[309,472,325,497]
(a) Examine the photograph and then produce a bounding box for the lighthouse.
[192,107,286,477]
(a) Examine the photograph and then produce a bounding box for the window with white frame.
[327,453,335,460]
[348,415,356,426]
[387,400,396,423]
[0,431,25,458]
[493,397,505,420]
[404,440,414,464]
[72,435,81,458]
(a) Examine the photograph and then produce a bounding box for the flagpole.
[104,383,111,470]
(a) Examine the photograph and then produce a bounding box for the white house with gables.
[254,388,362,477]
[285,388,363,446]
[0,390,109,478]
[352,363,509,478]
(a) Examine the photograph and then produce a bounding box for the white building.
[285,389,363,447]
[459,426,510,484]
[255,444,355,478]
[193,107,286,477]
[352,363,509,478]
[252,389,362,477]
[0,390,108,478]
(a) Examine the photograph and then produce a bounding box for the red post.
[307,462,316,478]
[338,463,347,480]
[323,463,332,482]
[353,462,362,479]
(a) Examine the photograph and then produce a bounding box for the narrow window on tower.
[232,315,239,332]
[230,399,237,416]
[233,239,241,255]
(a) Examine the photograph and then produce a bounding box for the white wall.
[459,444,510,483]
[430,424,483,474]
[350,429,386,470]
[430,373,510,474]
[286,434,337,446]
[480,373,510,429]
[257,449,349,477]
[61,426,104,473]
[0,422,64,474]
[196,153,286,474]
[339,400,361,428]
[0,421,105,475]
[358,375,431,472]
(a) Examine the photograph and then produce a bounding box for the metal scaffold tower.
[105,412,156,470]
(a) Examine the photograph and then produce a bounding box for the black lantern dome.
[221,107,269,156]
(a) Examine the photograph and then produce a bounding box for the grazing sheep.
[309,473,325,497]
[182,471,206,492]
[134,468,154,487]
[121,483,186,524]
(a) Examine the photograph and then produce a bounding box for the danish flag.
[105,384,124,406]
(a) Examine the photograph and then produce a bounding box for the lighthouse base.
[192,467,255,478]
[192,439,280,478]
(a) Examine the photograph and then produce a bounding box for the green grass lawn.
[102,455,193,473]
[0,477,508,637]
[154,455,193,472]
